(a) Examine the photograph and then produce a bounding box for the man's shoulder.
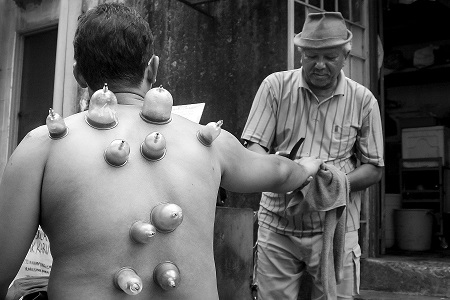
[343,76,377,101]
[6,124,52,176]
[343,76,371,92]
[266,68,301,80]
[15,111,89,160]
[263,69,302,87]
[20,124,53,146]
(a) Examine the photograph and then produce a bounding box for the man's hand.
[275,152,325,191]
[296,156,324,176]
[298,175,314,190]
[294,156,326,189]
[275,152,325,187]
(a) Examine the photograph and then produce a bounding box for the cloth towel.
[286,164,349,300]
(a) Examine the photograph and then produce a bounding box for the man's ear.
[73,62,88,88]
[146,55,160,84]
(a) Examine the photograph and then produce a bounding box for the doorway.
[17,27,58,144]
[382,0,450,258]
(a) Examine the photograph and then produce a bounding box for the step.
[357,290,450,300]
[360,255,450,298]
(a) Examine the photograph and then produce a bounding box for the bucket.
[394,209,433,251]
[384,194,402,248]
[444,212,450,245]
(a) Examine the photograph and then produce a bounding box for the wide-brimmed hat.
[294,12,352,49]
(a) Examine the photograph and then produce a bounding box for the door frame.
[9,22,59,151]
[6,0,81,158]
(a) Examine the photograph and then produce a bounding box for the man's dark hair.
[74,3,154,90]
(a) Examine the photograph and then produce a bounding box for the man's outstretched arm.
[0,128,49,299]
[216,131,322,194]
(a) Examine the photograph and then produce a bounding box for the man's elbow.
[372,166,383,184]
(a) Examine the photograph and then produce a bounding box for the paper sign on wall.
[172,103,205,124]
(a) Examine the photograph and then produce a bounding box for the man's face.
[300,46,347,90]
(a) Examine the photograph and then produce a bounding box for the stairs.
[360,255,450,299]
[357,290,450,300]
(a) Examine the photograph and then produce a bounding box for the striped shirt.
[241,68,384,236]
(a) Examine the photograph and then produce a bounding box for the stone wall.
[144,0,288,208]
[82,0,289,208]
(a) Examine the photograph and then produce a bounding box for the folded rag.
[287,164,349,300]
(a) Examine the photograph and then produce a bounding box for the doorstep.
[360,255,450,298]
[357,290,450,300]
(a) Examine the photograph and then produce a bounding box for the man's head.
[294,12,352,90]
[73,3,155,91]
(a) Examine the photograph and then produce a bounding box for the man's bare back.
[38,104,221,299]
[0,101,322,299]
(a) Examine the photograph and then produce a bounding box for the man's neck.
[87,83,148,105]
[310,86,335,102]
[114,91,145,105]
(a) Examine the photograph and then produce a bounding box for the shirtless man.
[0,3,323,300]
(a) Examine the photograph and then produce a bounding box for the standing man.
[242,12,384,300]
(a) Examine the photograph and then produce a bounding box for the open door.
[17,28,58,145]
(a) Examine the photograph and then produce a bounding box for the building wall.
[145,0,288,208]
[147,0,287,137]
[1,0,289,206]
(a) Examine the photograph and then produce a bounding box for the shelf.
[401,158,443,170]
[402,194,440,200]
[399,157,446,234]
[403,190,439,193]
[401,199,441,203]
[401,166,441,171]
[385,63,450,88]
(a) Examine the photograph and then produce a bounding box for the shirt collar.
[334,70,346,96]
[299,69,346,96]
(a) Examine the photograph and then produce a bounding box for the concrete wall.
[78,0,288,208]
[1,0,288,203]
[145,0,288,209]
[146,0,287,139]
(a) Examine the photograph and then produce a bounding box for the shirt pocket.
[330,125,357,157]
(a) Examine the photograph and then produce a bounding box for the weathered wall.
[145,0,288,209]
[3,0,287,207]
[76,0,287,208]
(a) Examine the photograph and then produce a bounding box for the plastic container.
[394,209,433,251]
[402,126,450,167]
[444,212,450,245]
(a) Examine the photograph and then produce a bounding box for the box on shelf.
[402,126,450,167]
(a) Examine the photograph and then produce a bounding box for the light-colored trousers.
[255,226,361,300]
